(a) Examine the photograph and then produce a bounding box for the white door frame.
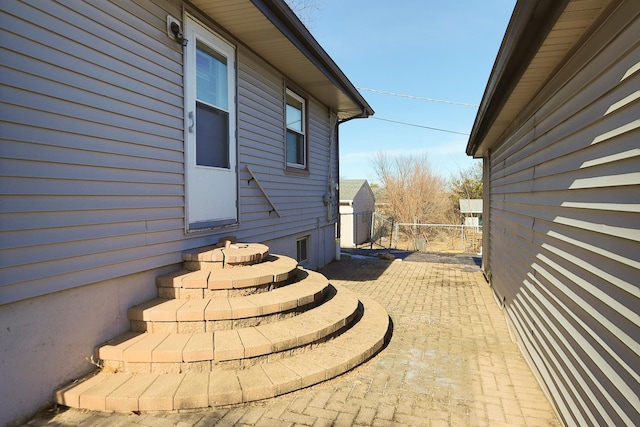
[183,14,238,232]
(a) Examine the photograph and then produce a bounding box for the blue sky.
[304,0,516,184]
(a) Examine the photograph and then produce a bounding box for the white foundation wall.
[0,266,176,426]
[264,223,336,270]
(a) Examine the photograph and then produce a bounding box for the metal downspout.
[335,110,368,260]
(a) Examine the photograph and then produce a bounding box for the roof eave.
[465,0,569,157]
[188,0,374,121]
[252,0,374,119]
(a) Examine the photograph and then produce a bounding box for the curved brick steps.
[55,295,390,412]
[157,255,298,299]
[98,284,358,372]
[130,269,328,333]
[182,242,270,271]
[53,243,391,413]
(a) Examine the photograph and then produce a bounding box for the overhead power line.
[372,117,470,135]
[356,87,479,107]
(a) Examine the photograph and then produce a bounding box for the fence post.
[393,222,399,249]
[370,212,375,249]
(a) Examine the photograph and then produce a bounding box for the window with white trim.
[286,89,306,168]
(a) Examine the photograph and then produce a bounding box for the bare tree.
[371,152,449,231]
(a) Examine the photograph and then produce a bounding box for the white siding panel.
[487,4,640,425]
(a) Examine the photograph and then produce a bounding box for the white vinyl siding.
[485,3,640,425]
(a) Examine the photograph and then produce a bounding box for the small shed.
[339,179,375,247]
[459,199,483,230]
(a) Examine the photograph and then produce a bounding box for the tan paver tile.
[237,366,275,402]
[139,373,184,411]
[237,327,272,358]
[146,299,188,321]
[280,353,327,388]
[177,299,210,321]
[182,333,213,362]
[152,333,191,363]
[213,329,244,360]
[229,297,259,318]
[157,269,191,288]
[105,373,158,412]
[54,372,106,408]
[204,298,232,320]
[97,331,146,361]
[122,333,169,362]
[79,374,131,411]
[261,361,302,395]
[128,298,165,321]
[255,322,297,352]
[174,373,209,409]
[182,270,210,289]
[209,370,242,406]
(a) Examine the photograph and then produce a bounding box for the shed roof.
[459,199,483,214]
[466,0,615,157]
[339,179,370,201]
[190,0,374,120]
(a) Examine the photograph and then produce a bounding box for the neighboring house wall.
[468,1,639,425]
[0,1,367,424]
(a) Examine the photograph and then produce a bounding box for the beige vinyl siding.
[486,4,640,425]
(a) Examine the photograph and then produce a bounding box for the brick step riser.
[101,306,361,375]
[156,274,297,300]
[130,302,320,333]
[129,276,330,331]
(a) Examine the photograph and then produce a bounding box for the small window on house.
[296,236,309,263]
[286,89,306,168]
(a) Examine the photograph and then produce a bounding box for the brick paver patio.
[25,255,560,426]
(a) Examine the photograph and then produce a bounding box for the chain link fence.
[368,212,482,254]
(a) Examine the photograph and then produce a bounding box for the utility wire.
[372,117,470,135]
[356,87,479,107]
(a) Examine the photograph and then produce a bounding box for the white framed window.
[194,39,231,169]
[286,89,306,169]
[296,236,309,263]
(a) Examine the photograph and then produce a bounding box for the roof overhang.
[188,0,374,121]
[466,0,616,157]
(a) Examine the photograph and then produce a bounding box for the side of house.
[0,1,372,424]
[467,0,639,425]
[339,179,375,247]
